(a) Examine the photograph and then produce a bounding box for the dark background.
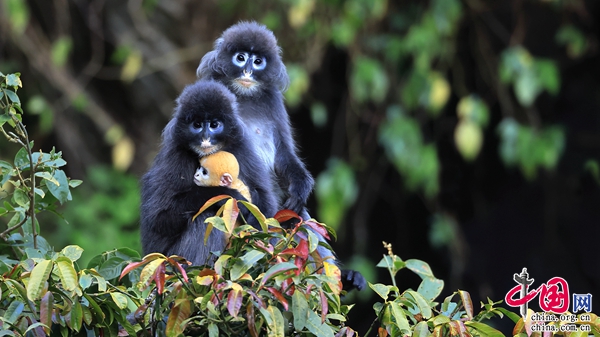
[1,0,599,333]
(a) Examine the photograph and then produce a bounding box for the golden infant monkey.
[193,151,252,202]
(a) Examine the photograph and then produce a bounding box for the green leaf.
[208,323,219,337]
[414,321,431,337]
[369,282,394,301]
[110,292,128,309]
[405,290,433,319]
[465,321,505,337]
[292,289,309,331]
[56,257,79,291]
[165,293,192,337]
[305,309,334,337]
[13,188,29,207]
[405,259,435,279]
[4,90,20,105]
[46,169,71,204]
[260,261,297,286]
[60,245,83,261]
[27,259,53,301]
[418,276,444,302]
[230,250,265,281]
[5,0,29,34]
[535,59,560,95]
[351,56,389,104]
[3,300,24,324]
[70,300,83,332]
[315,159,358,230]
[390,302,411,333]
[51,36,73,67]
[14,147,29,168]
[35,171,59,186]
[5,74,22,88]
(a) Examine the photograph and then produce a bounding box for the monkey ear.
[197,50,220,78]
[275,61,290,93]
[220,173,233,187]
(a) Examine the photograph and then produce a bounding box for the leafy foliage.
[121,203,356,337]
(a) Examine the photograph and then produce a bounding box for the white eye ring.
[232,52,249,67]
[251,55,266,70]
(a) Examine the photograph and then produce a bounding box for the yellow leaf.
[121,51,143,83]
[288,0,315,28]
[112,136,135,171]
[429,73,450,112]
[454,120,483,161]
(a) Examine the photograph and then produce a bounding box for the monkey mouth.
[194,144,221,156]
[235,78,257,88]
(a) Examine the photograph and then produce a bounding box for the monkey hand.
[341,269,366,292]
[284,172,314,215]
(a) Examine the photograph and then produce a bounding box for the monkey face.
[228,51,266,95]
[193,166,210,186]
[188,119,225,156]
[172,81,242,157]
[197,22,290,95]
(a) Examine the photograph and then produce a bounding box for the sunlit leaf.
[369,283,393,301]
[56,257,78,291]
[110,292,128,309]
[46,169,71,204]
[166,292,192,336]
[230,250,265,281]
[227,283,244,318]
[266,305,285,337]
[27,259,53,301]
[112,136,135,171]
[454,120,483,161]
[405,290,433,319]
[121,50,143,83]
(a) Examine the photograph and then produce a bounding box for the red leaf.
[294,256,306,276]
[304,220,330,240]
[274,209,301,223]
[254,240,274,254]
[282,278,295,296]
[247,302,259,337]
[165,258,189,283]
[192,194,233,221]
[227,288,243,318]
[153,263,166,294]
[246,290,265,309]
[266,287,289,311]
[119,260,147,280]
[319,289,328,323]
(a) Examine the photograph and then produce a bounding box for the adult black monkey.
[140,80,278,266]
[197,22,365,291]
[196,21,312,218]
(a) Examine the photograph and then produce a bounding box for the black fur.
[196,22,366,292]
[140,80,278,265]
[197,21,313,216]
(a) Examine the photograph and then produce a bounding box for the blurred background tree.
[1,0,599,333]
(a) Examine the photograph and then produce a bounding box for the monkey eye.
[232,52,248,67]
[201,167,208,176]
[192,121,203,130]
[209,121,223,132]
[251,55,266,70]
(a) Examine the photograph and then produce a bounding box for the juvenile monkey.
[193,151,251,202]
